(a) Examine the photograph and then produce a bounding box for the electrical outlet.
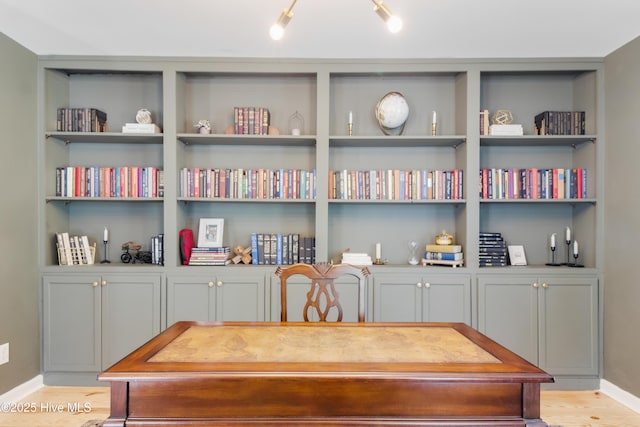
[0,343,9,365]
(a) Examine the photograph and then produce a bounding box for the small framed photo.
[508,245,527,266]
[197,218,224,248]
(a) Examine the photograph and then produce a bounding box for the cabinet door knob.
[101,280,107,286]
[533,282,539,288]
[208,281,215,288]
[424,282,431,288]
[416,282,422,288]
[92,281,99,287]
[217,281,223,287]
[542,282,548,289]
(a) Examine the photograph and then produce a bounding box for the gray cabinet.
[167,271,267,325]
[43,273,162,375]
[373,273,471,324]
[477,274,598,377]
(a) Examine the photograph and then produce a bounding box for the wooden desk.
[98,321,553,426]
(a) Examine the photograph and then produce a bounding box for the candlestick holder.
[100,240,111,263]
[563,239,572,265]
[545,246,562,266]
[569,252,584,268]
[431,123,437,136]
[348,122,353,136]
[373,258,384,265]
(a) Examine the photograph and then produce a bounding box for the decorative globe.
[375,92,409,135]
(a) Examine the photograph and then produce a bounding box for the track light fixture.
[371,0,403,33]
[270,0,403,40]
[270,0,298,40]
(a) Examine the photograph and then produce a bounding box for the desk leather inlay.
[148,325,501,364]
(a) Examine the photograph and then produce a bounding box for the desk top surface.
[149,324,500,364]
[100,322,553,383]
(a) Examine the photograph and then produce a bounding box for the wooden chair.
[275,262,371,322]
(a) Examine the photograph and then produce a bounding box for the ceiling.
[1,0,640,59]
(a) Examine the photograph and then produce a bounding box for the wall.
[0,32,39,393]
[604,36,640,397]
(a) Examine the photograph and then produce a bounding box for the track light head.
[270,0,297,40]
[372,0,403,33]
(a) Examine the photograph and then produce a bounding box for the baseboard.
[0,375,43,403]
[600,379,640,414]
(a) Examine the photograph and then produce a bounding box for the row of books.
[56,107,107,132]
[250,233,316,265]
[234,106,270,135]
[479,168,588,200]
[179,168,316,200]
[479,232,507,267]
[55,166,164,198]
[534,111,586,136]
[188,247,230,266]
[329,169,464,201]
[56,232,94,266]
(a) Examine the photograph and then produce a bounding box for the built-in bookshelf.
[37,60,602,271]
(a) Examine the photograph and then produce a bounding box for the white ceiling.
[1,0,639,59]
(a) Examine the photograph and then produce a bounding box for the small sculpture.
[491,110,513,125]
[194,119,212,134]
[136,108,152,124]
[435,230,453,245]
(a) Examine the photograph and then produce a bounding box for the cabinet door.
[373,274,423,322]
[539,276,598,375]
[167,276,216,325]
[215,272,267,321]
[101,274,162,369]
[477,276,539,365]
[43,275,101,372]
[422,275,471,324]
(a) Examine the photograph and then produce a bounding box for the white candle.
[103,227,109,242]
[349,111,353,125]
[565,226,571,242]
[574,240,579,255]
[375,243,381,260]
[550,233,556,249]
[432,110,437,124]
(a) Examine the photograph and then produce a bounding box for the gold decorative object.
[491,110,513,125]
[435,230,453,245]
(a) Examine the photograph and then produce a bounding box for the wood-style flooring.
[0,386,639,426]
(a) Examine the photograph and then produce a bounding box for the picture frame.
[197,218,224,248]
[508,245,527,266]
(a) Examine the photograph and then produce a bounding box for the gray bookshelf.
[38,57,603,388]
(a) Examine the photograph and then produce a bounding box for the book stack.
[489,124,524,136]
[341,252,373,266]
[150,234,164,265]
[188,247,231,266]
[250,233,315,265]
[422,244,464,267]
[479,232,507,267]
[534,111,585,135]
[122,123,162,134]
[56,232,95,266]
[234,107,270,135]
[57,107,107,132]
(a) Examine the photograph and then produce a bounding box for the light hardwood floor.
[1,386,640,427]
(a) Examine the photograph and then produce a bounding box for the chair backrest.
[275,262,371,322]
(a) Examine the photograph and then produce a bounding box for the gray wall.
[604,36,640,397]
[0,32,39,393]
